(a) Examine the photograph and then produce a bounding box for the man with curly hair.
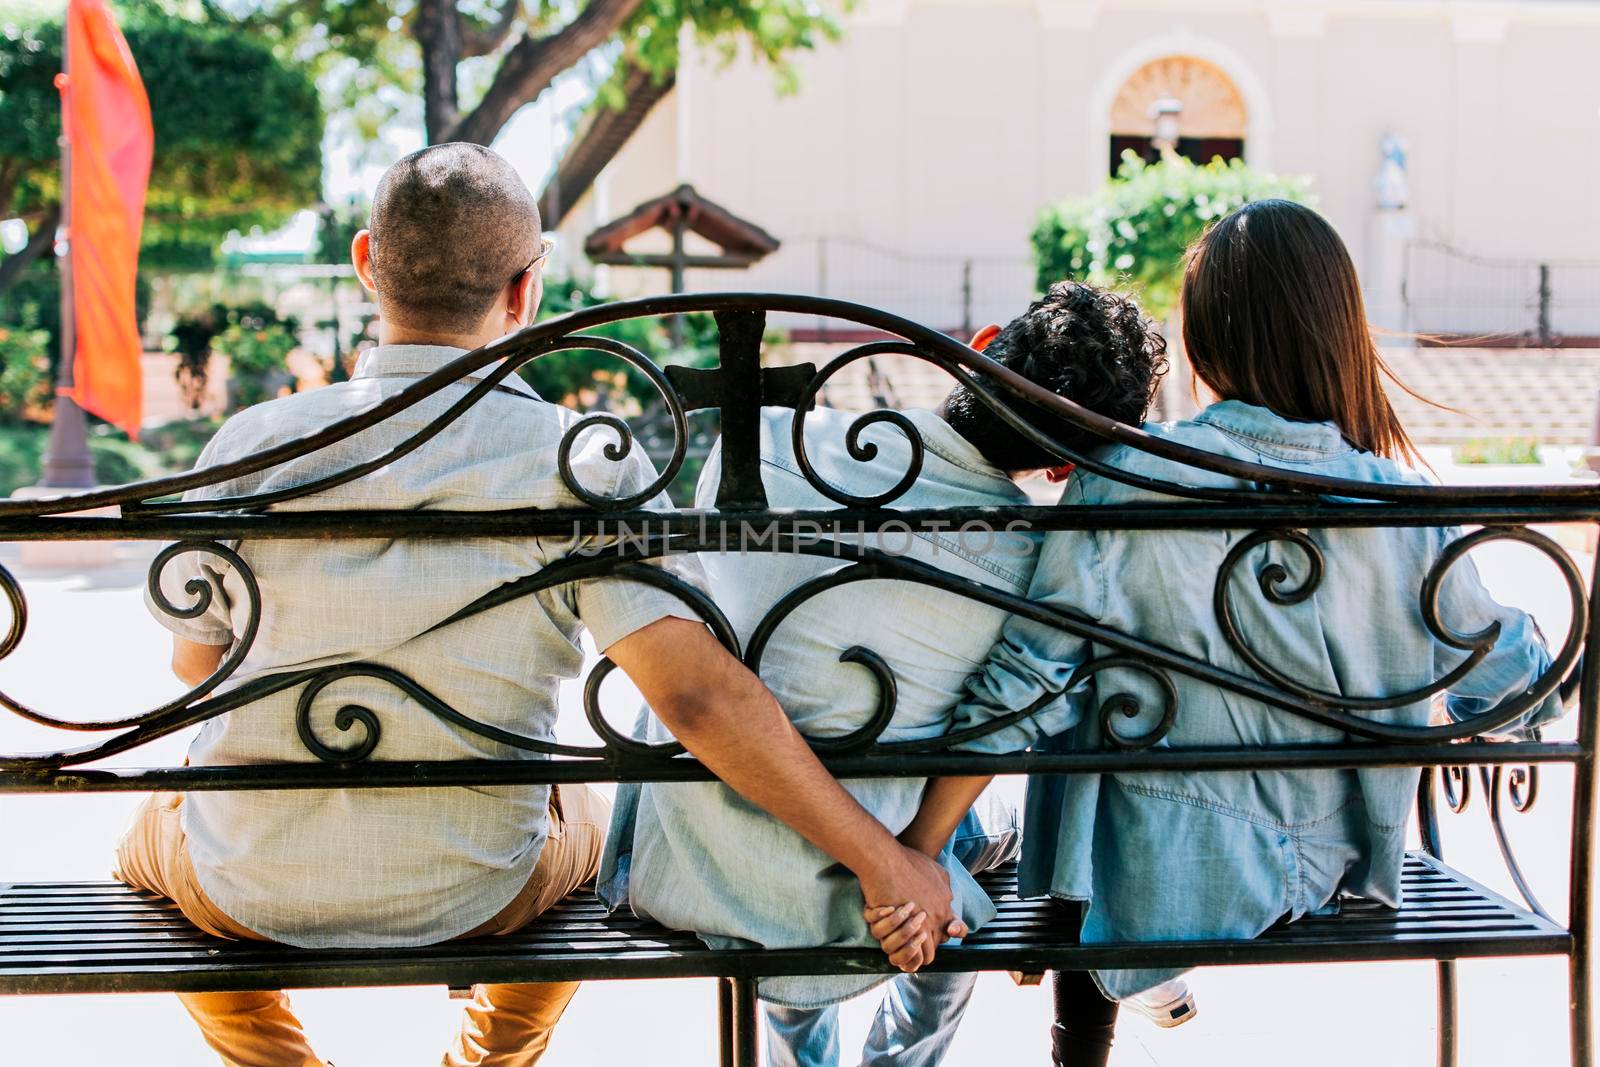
[600,281,1168,1067]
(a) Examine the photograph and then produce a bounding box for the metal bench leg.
[1435,960,1458,1067]
[1574,948,1594,1067]
[718,978,735,1067]
[718,977,760,1067]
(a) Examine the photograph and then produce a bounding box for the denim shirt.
[601,406,1028,1007]
[949,400,1564,999]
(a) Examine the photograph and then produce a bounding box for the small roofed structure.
[584,183,780,295]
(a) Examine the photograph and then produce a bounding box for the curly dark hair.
[939,281,1168,472]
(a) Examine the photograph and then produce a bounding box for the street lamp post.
[1148,93,1193,422]
[1150,94,1184,159]
[41,30,96,489]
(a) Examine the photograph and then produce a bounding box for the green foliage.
[0,322,50,422]
[522,276,715,411]
[0,259,150,380]
[0,262,58,363]
[167,303,228,410]
[627,0,852,95]
[137,414,224,471]
[0,413,220,494]
[0,1,323,269]
[227,0,850,144]
[1453,436,1541,465]
[1031,154,1314,318]
[210,304,301,411]
[314,201,370,266]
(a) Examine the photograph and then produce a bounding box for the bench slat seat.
[0,854,1565,997]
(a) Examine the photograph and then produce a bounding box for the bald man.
[117,144,958,1067]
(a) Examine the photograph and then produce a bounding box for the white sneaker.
[1123,978,1198,1028]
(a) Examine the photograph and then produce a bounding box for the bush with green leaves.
[0,417,220,495]
[0,1,323,288]
[521,278,717,414]
[1453,436,1541,466]
[522,280,733,503]
[0,324,51,423]
[168,306,227,411]
[211,306,302,412]
[0,261,151,379]
[1032,154,1314,317]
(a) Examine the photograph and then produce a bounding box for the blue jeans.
[763,792,1020,1067]
[766,970,979,1067]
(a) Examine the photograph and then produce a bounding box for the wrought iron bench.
[0,293,1593,1067]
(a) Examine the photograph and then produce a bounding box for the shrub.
[0,423,172,495]
[1032,154,1314,318]
[0,325,53,423]
[138,416,224,472]
[1453,437,1541,465]
[211,305,301,411]
[522,278,717,414]
[168,305,226,411]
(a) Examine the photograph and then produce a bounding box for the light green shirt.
[150,344,700,947]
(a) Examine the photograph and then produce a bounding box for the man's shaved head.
[367,143,541,333]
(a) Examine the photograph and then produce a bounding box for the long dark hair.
[1181,199,1423,464]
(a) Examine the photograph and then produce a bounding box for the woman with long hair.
[886,199,1568,1064]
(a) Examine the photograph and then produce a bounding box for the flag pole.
[41,16,96,489]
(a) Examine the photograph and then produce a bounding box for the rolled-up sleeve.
[568,449,712,652]
[950,480,1106,754]
[574,560,710,651]
[144,553,238,645]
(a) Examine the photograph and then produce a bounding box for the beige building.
[552,0,1600,344]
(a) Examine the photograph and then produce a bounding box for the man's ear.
[352,230,378,294]
[506,269,540,329]
[970,323,1002,352]
[1043,463,1075,484]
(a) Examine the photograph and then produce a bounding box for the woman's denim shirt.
[949,400,1565,999]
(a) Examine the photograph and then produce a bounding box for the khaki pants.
[113,786,611,1067]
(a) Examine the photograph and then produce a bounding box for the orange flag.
[58,0,152,438]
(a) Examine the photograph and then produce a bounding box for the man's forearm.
[608,619,924,880]
[608,616,962,968]
[171,635,229,687]
[901,775,993,857]
[664,687,905,877]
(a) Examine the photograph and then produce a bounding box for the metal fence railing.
[684,236,1037,339]
[674,236,1600,346]
[1404,241,1600,344]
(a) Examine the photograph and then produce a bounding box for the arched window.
[1107,56,1247,175]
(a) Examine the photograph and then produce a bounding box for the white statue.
[1375,133,1409,210]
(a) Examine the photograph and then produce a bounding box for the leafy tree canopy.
[229,0,850,147]
[1032,153,1313,318]
[0,0,323,275]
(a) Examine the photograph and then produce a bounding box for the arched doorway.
[1107,56,1247,175]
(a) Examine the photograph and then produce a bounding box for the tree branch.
[539,60,675,227]
[446,0,647,146]
[461,0,522,58]
[0,203,60,295]
[413,0,465,143]
[0,158,23,221]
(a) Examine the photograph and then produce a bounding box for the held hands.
[857,844,967,973]
[863,903,967,972]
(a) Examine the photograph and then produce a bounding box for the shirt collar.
[1190,399,1356,454]
[352,344,540,399]
[901,408,1010,478]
